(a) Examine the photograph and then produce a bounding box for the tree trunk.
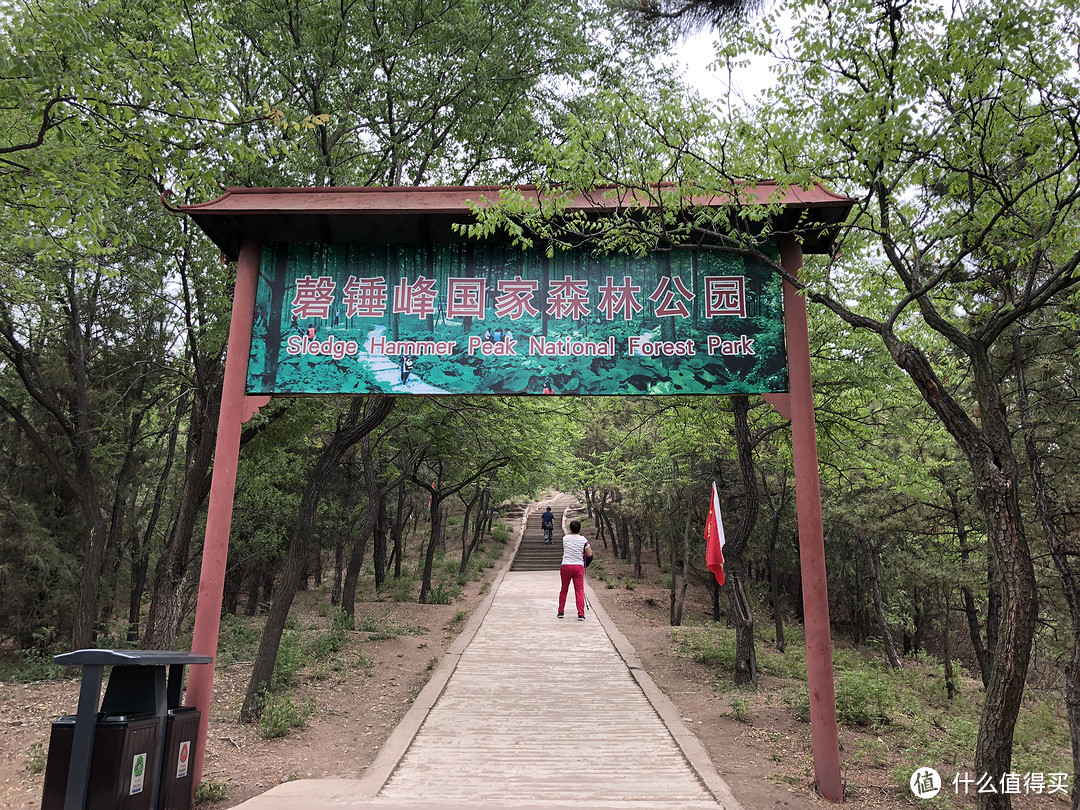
[419,492,443,603]
[942,587,957,699]
[666,492,678,626]
[1014,335,1080,807]
[392,484,408,579]
[373,493,389,589]
[725,395,760,688]
[887,338,1037,810]
[631,517,642,577]
[331,532,345,606]
[674,507,691,626]
[768,512,786,653]
[459,487,484,573]
[341,509,375,618]
[241,397,393,721]
[859,535,902,669]
[725,574,758,687]
[144,369,222,649]
[949,486,992,688]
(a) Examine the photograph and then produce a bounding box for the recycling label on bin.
[131,752,146,795]
[177,741,191,779]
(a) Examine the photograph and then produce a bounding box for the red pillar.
[780,235,843,801]
[186,235,262,790]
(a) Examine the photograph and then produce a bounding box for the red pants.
[559,564,585,616]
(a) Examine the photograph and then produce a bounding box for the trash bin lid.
[52,650,214,667]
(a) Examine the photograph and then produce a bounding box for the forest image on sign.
[246,241,788,396]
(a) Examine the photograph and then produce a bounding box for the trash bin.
[158,707,200,810]
[41,714,161,810]
[41,650,212,810]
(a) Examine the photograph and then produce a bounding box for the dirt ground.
[0,500,1069,809]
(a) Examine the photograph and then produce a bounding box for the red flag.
[705,482,726,586]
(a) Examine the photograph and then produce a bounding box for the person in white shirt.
[557,520,592,620]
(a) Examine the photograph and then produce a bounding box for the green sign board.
[246,241,788,396]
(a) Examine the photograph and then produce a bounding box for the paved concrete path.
[233,504,740,810]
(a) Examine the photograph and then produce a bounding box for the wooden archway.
[179,184,853,801]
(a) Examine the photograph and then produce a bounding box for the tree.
[0,0,260,649]
[241,397,394,721]
[740,1,1080,802]
[613,0,765,33]
[465,0,1080,801]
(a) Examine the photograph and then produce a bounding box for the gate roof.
[179,183,854,261]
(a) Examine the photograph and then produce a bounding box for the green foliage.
[381,576,418,603]
[790,672,890,728]
[834,671,894,727]
[356,612,426,640]
[258,692,310,739]
[756,646,807,681]
[217,615,262,669]
[354,650,375,676]
[729,695,752,723]
[0,650,65,683]
[194,779,229,804]
[24,739,47,774]
[305,609,351,661]
[0,496,78,652]
[672,626,736,670]
[427,579,462,605]
[272,629,304,690]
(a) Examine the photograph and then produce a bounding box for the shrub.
[306,608,351,661]
[730,695,752,723]
[217,615,261,668]
[272,629,304,690]
[834,670,893,727]
[671,626,736,670]
[0,651,64,683]
[194,779,229,804]
[382,575,417,602]
[791,670,893,727]
[24,739,47,773]
[428,579,461,605]
[259,693,309,739]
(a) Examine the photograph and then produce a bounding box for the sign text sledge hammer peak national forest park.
[247,241,789,396]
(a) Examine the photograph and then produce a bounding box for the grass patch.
[217,614,262,668]
[672,625,736,670]
[380,575,418,602]
[258,692,312,739]
[195,778,229,804]
[272,629,304,690]
[305,608,351,661]
[357,611,426,639]
[24,739,47,773]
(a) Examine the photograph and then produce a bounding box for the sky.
[676,26,784,106]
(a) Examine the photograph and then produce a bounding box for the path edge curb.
[347,500,532,798]
[585,580,746,810]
